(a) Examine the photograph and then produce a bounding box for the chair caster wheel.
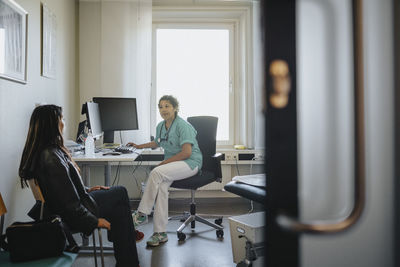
[177,232,186,241]
[215,218,223,225]
[216,229,224,238]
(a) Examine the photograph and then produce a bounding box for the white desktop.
[72,148,142,186]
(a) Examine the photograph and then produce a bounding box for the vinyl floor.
[72,198,263,267]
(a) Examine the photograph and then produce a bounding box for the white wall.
[79,0,152,146]
[0,0,79,226]
[298,0,394,266]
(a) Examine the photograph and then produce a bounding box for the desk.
[72,151,142,186]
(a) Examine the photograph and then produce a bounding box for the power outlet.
[254,152,264,161]
[232,153,238,160]
[225,152,238,161]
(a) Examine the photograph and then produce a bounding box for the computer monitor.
[86,102,103,140]
[92,97,139,143]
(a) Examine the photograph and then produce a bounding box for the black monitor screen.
[86,102,103,139]
[92,97,139,131]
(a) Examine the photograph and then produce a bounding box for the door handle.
[276,0,365,234]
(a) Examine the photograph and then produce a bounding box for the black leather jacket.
[35,145,98,235]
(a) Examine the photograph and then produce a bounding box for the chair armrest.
[211,153,223,182]
[212,152,223,159]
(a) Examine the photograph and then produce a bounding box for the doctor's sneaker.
[146,232,168,247]
[132,210,148,227]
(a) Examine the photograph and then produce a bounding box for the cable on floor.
[130,157,143,196]
[235,157,240,176]
[248,156,256,213]
[112,163,121,185]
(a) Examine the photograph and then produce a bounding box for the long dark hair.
[19,105,69,187]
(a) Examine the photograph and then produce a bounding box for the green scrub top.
[155,116,202,170]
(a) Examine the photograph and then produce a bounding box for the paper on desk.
[65,139,78,147]
[65,139,84,153]
[232,173,266,187]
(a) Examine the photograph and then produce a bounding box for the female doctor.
[128,95,202,247]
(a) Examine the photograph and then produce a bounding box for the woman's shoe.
[146,232,168,247]
[135,230,144,243]
[132,210,148,227]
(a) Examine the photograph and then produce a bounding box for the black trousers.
[90,186,139,267]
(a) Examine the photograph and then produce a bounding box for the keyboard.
[114,146,136,154]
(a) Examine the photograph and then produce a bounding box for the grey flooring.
[72,198,263,267]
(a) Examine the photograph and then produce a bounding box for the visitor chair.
[0,192,78,266]
[0,193,6,236]
[169,116,224,241]
[28,180,106,267]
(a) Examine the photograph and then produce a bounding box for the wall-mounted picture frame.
[0,0,28,84]
[41,3,56,79]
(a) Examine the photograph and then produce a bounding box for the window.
[154,25,234,144]
[152,5,262,149]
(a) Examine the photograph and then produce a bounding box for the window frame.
[151,5,254,149]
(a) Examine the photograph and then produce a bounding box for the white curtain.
[238,2,264,150]
[251,1,265,150]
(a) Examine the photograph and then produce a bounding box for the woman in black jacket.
[19,104,140,267]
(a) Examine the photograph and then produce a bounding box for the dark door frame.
[262,1,299,266]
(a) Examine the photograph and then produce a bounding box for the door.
[263,0,396,266]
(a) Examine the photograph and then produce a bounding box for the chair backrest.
[28,179,45,203]
[187,116,218,172]
[0,193,6,218]
[28,179,45,220]
[0,193,7,235]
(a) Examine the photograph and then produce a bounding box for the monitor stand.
[103,131,114,144]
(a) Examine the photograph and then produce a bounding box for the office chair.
[28,180,106,267]
[169,116,224,241]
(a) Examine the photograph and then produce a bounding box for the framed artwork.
[41,3,56,78]
[0,0,28,83]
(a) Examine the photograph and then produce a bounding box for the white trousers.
[138,161,198,233]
